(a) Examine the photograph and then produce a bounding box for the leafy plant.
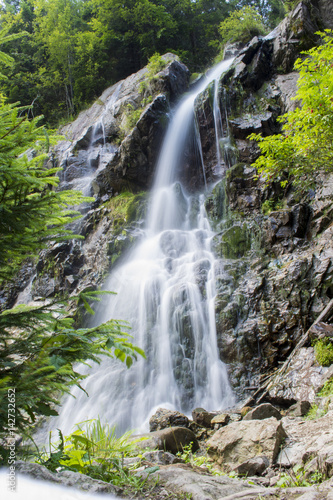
[318,377,333,396]
[139,53,167,95]
[34,418,150,491]
[249,30,333,191]
[219,6,267,47]
[276,463,324,487]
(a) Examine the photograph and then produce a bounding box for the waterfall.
[45,58,236,437]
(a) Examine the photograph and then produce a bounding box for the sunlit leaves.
[250,30,333,190]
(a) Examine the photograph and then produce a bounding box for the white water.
[45,58,236,437]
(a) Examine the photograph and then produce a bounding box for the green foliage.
[318,376,333,396]
[276,463,324,488]
[34,418,150,491]
[0,98,88,282]
[219,6,267,46]
[121,103,144,135]
[139,52,167,95]
[0,292,145,436]
[314,339,333,367]
[106,191,147,230]
[176,443,221,475]
[250,30,333,190]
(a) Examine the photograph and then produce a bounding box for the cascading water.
[46,58,236,437]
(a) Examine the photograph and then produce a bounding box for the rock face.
[206,417,287,469]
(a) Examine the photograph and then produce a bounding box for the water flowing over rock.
[38,58,237,441]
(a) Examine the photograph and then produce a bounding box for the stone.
[142,450,183,465]
[267,347,329,405]
[135,427,199,454]
[211,413,230,428]
[136,463,258,499]
[207,417,287,469]
[243,403,282,421]
[14,460,120,494]
[233,455,270,476]
[192,408,215,428]
[286,401,312,417]
[149,408,190,432]
[277,411,333,471]
[271,2,321,73]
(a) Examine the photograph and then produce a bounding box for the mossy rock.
[217,224,252,259]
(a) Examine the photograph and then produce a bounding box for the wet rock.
[136,427,199,454]
[149,408,190,432]
[207,417,287,469]
[243,403,282,421]
[229,112,277,140]
[233,455,270,477]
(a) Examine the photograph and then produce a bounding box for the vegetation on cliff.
[250,30,333,191]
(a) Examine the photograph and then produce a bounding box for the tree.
[249,30,333,191]
[219,5,267,47]
[0,36,144,451]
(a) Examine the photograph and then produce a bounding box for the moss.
[220,224,252,259]
[314,339,333,367]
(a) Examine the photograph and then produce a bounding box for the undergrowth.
[29,418,154,494]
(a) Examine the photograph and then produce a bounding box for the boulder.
[136,427,199,454]
[243,403,282,421]
[233,455,270,477]
[192,408,215,428]
[277,411,333,473]
[286,400,312,417]
[207,417,287,469]
[211,413,230,428]
[149,408,190,432]
[14,460,120,495]
[136,463,258,499]
[142,450,183,465]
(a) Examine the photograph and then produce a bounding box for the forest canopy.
[0,0,286,125]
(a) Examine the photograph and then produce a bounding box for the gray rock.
[142,450,183,465]
[149,407,190,432]
[207,417,287,469]
[136,463,257,499]
[286,400,312,417]
[277,411,333,470]
[135,426,199,454]
[268,347,329,405]
[211,413,230,428]
[192,408,215,428]
[14,460,120,494]
[243,403,282,421]
[233,455,270,476]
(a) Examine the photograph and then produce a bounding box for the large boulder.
[149,408,190,432]
[206,417,287,469]
[136,427,199,454]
